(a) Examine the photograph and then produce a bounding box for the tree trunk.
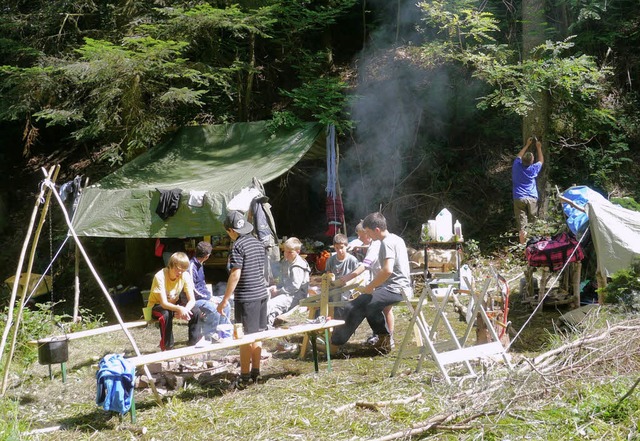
[239,32,256,122]
[522,0,551,216]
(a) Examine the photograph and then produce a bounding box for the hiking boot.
[366,334,379,345]
[373,334,394,355]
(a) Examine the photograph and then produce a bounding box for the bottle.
[421,223,429,243]
[435,208,453,242]
[428,220,437,242]
[454,220,463,241]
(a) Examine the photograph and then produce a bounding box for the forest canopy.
[1,0,639,243]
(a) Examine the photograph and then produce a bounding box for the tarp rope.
[24,236,69,306]
[505,226,590,352]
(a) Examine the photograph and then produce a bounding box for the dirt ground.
[6,263,575,435]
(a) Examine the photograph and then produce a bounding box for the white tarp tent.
[588,197,640,279]
[562,185,640,285]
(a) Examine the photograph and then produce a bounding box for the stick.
[334,393,423,414]
[1,165,58,395]
[368,412,458,441]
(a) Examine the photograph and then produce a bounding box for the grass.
[2,266,640,440]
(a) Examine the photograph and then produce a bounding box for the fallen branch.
[522,324,640,370]
[369,412,458,441]
[334,392,423,414]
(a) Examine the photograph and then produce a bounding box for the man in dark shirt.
[217,210,269,388]
[187,241,231,344]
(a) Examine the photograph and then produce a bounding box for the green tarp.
[71,121,324,238]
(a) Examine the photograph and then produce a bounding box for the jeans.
[188,297,231,344]
[331,287,403,346]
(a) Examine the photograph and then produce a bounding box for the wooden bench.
[125,319,344,422]
[28,321,148,345]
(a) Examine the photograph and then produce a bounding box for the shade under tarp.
[71,121,324,238]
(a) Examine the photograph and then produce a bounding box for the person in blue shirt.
[512,136,544,244]
[188,241,231,344]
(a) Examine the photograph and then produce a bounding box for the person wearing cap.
[217,210,269,388]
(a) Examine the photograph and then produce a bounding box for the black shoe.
[233,376,253,390]
[366,334,379,345]
[251,375,265,385]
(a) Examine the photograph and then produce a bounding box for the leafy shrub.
[598,259,640,311]
[0,302,105,370]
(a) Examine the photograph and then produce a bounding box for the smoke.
[339,0,452,231]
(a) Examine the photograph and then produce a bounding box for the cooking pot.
[38,337,69,365]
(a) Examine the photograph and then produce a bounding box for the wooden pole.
[73,177,89,322]
[0,166,56,378]
[1,165,59,394]
[74,245,80,322]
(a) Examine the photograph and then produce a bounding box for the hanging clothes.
[155,188,183,220]
[325,125,345,237]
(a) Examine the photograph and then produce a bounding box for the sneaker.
[366,334,379,346]
[276,341,298,353]
[373,335,395,355]
[233,376,253,390]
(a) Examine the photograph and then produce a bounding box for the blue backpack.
[96,353,135,414]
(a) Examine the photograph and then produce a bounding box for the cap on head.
[224,210,253,235]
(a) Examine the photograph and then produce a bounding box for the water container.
[435,208,453,242]
[428,220,437,242]
[420,223,429,243]
[454,220,463,241]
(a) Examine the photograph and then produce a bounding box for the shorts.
[234,297,268,334]
[514,197,538,230]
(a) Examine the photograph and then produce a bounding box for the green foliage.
[611,196,640,212]
[598,259,640,311]
[463,238,481,260]
[280,76,353,134]
[0,302,105,370]
[0,397,22,439]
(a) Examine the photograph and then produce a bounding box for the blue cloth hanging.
[96,353,135,414]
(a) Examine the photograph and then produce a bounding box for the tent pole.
[1,165,59,395]
[73,177,89,322]
[41,177,164,405]
[0,165,55,370]
[73,245,80,322]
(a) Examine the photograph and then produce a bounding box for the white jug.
[435,208,453,242]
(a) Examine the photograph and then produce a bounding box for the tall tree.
[522,0,551,215]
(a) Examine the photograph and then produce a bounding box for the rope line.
[506,227,590,352]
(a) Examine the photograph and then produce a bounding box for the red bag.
[154,239,165,258]
[525,232,584,271]
[315,250,331,272]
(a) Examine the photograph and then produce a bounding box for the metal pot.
[38,337,69,365]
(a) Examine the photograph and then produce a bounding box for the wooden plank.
[127,319,345,367]
[29,321,148,344]
[436,341,506,366]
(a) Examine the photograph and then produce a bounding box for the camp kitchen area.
[3,121,640,425]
